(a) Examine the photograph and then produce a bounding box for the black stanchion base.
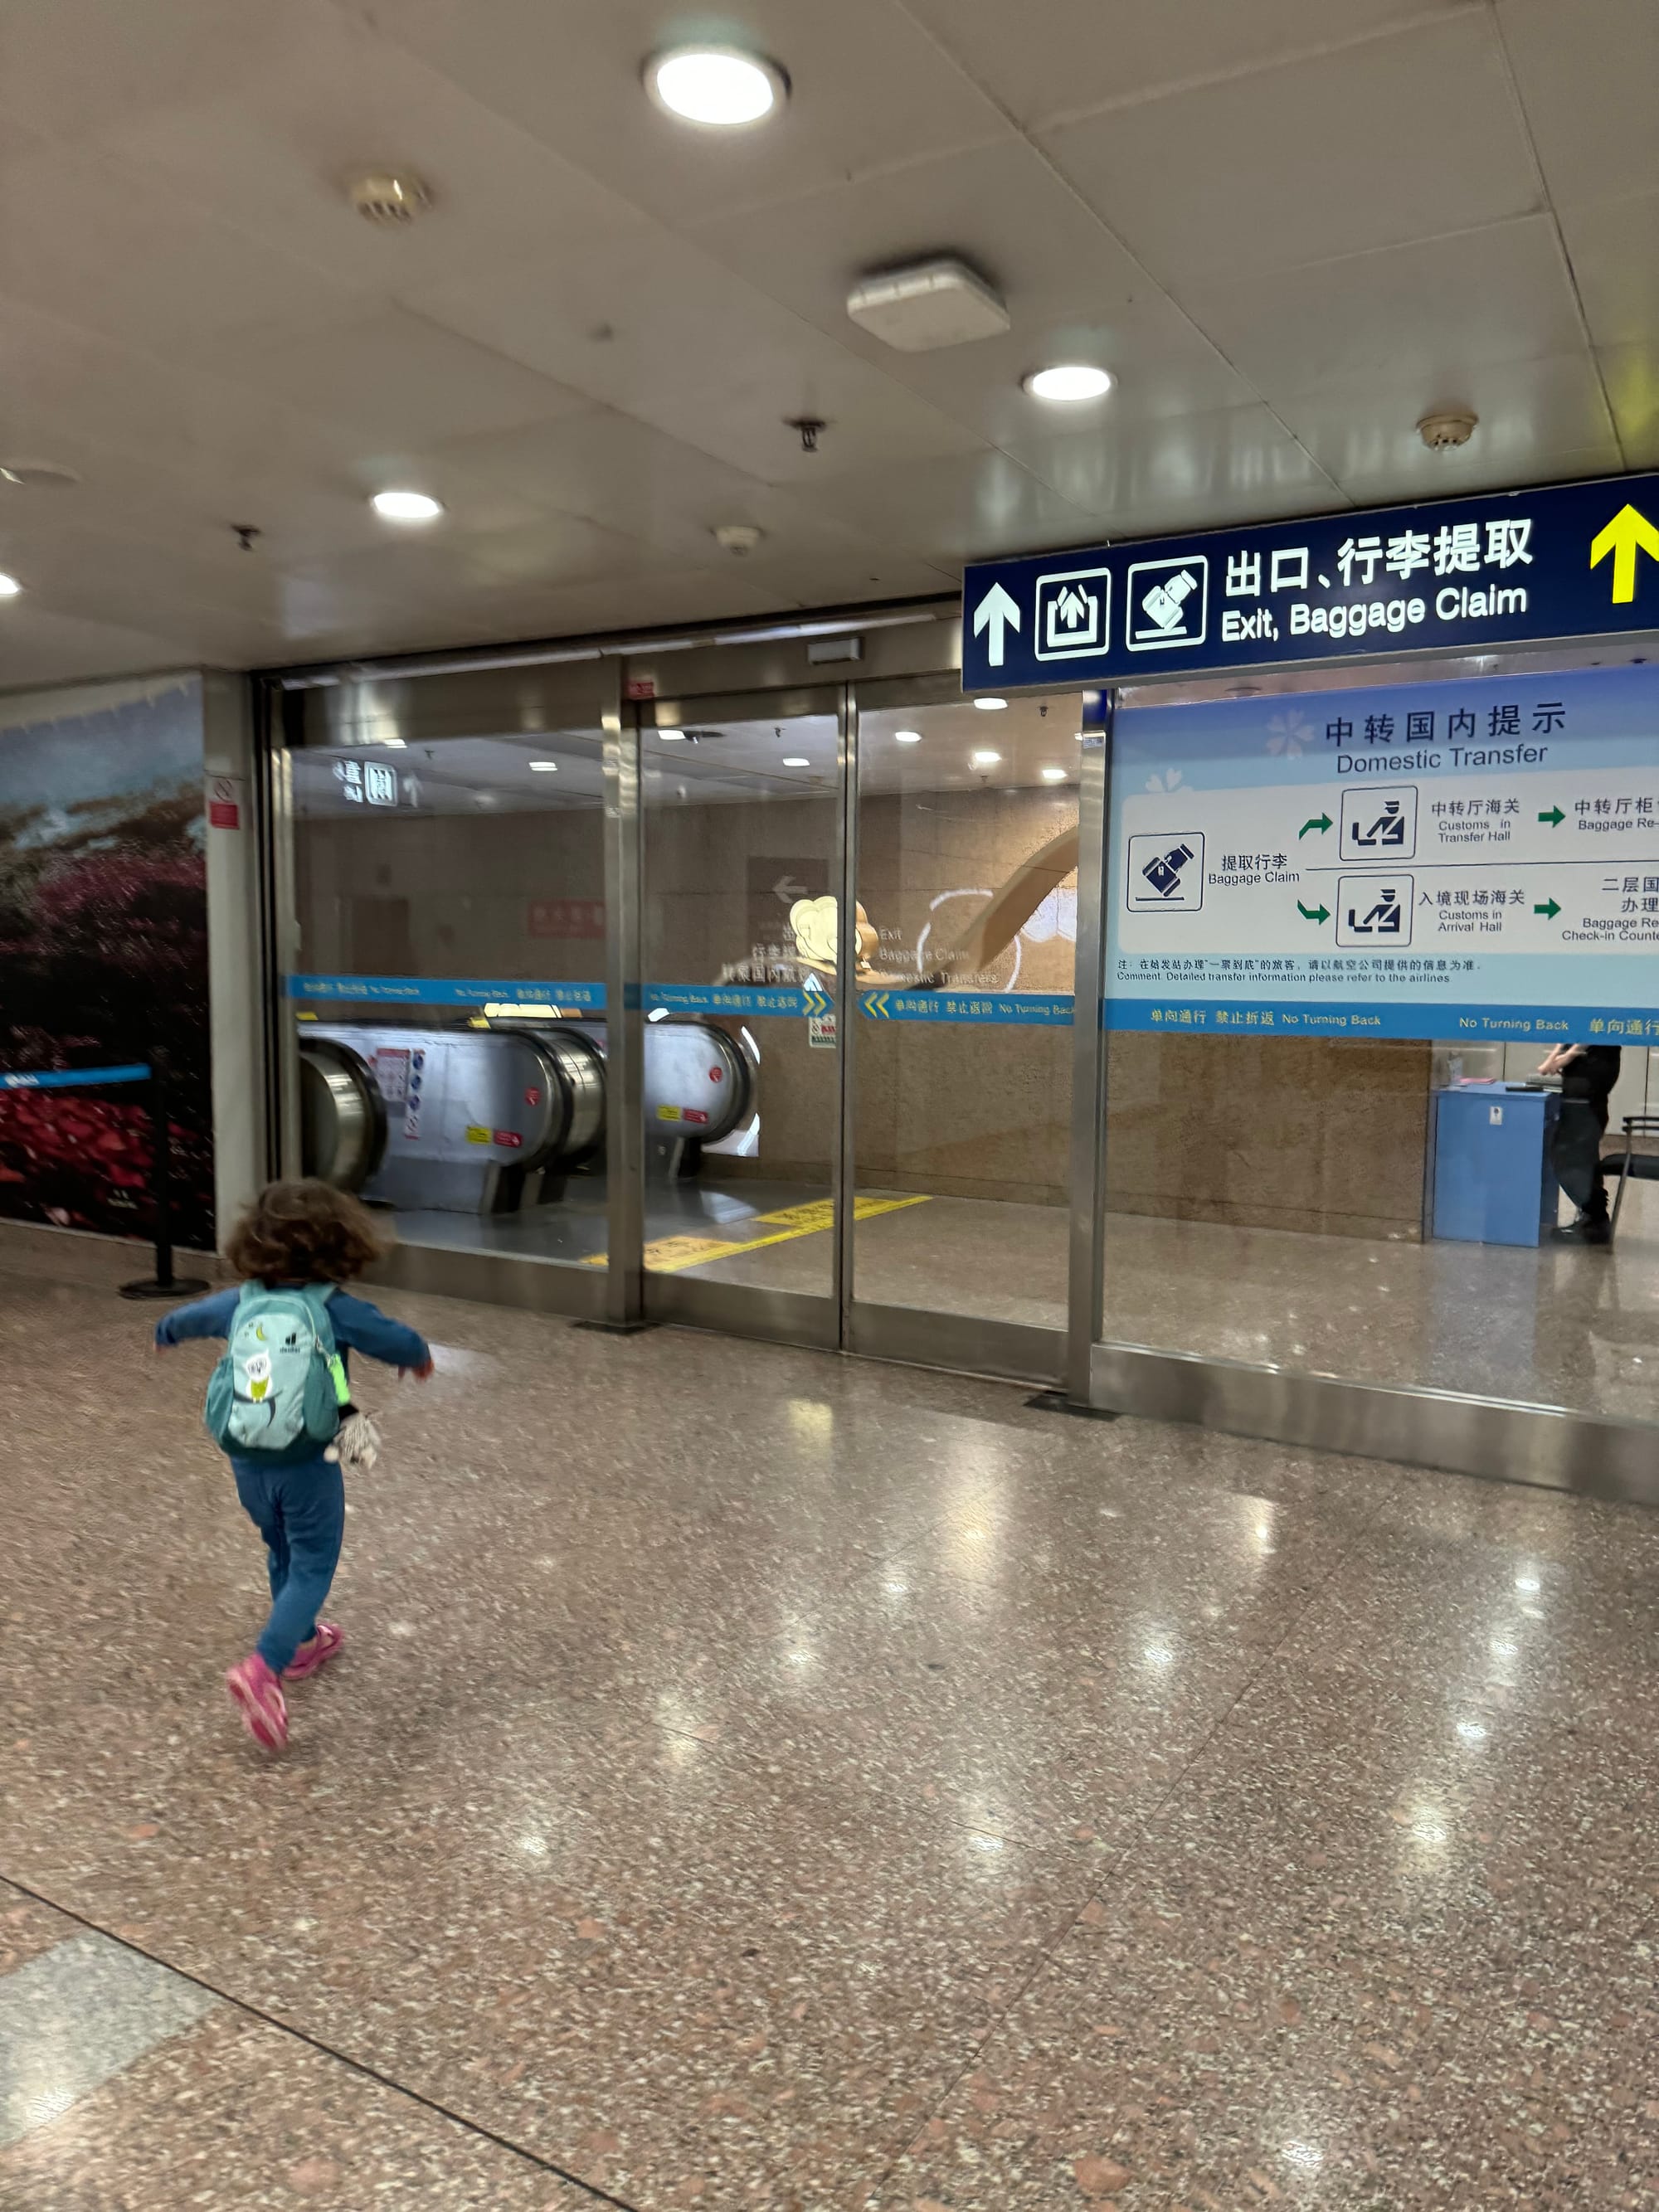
[120,1276,210,1301]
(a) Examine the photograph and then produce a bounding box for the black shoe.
[1551,1218,1612,1246]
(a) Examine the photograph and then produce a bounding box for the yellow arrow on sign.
[864,990,890,1019]
[1590,503,1659,604]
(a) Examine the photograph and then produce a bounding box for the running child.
[155,1179,432,1750]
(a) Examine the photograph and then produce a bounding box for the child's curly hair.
[226,1179,386,1286]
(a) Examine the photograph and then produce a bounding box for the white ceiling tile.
[0,0,296,143]
[1275,352,1621,493]
[427,412,950,596]
[1557,192,1659,354]
[803,450,1098,565]
[411,235,987,485]
[999,403,1340,527]
[367,0,1011,226]
[1179,218,1588,398]
[1598,347,1659,469]
[1340,443,1627,510]
[0,137,359,364]
[84,6,650,294]
[1042,12,1539,284]
[900,0,1478,131]
[1499,0,1659,206]
[688,139,1255,435]
[206,309,596,445]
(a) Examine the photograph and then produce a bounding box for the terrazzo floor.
[1,1264,1656,2208]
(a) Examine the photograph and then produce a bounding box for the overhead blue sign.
[963,472,1659,692]
[290,975,606,1010]
[1105,664,1659,1043]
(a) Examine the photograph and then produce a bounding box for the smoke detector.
[713,523,764,556]
[847,257,1010,352]
[347,171,433,225]
[1418,409,1477,450]
[0,458,80,489]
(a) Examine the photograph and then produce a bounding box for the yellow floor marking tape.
[580,1193,929,1274]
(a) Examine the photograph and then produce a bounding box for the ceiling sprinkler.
[786,416,827,454]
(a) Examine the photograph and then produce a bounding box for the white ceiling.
[0,0,1650,689]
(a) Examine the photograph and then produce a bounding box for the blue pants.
[231,1456,345,1675]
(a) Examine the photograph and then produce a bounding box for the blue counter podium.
[1430,1084,1560,1247]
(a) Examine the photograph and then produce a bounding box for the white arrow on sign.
[972,581,1021,668]
[774,874,808,904]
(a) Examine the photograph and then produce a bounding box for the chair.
[1603,1113,1659,1242]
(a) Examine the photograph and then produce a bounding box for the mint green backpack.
[205,1286,350,1456]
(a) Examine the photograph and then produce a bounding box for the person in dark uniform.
[1537,1041,1623,1243]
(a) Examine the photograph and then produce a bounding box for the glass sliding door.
[636,687,845,1346]
[847,676,1082,1378]
[287,707,609,1300]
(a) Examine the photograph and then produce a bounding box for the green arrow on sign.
[1534,898,1561,920]
[1297,901,1331,924]
[1298,813,1332,839]
[1537,805,1565,826]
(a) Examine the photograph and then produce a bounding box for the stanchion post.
[120,1049,209,1301]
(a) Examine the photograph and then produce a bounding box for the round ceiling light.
[781,756,810,767]
[371,489,443,523]
[971,749,1001,769]
[893,728,922,744]
[528,760,559,771]
[646,46,787,126]
[1024,364,1113,402]
[1041,766,1068,782]
[0,571,21,597]
[974,695,1008,711]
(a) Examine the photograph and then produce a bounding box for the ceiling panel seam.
[1487,0,1627,468]
[1026,1,1492,133]
[886,0,1352,513]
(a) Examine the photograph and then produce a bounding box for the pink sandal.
[226,1655,289,1751]
[284,1624,345,1682]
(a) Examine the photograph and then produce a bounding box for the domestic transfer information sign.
[1107,665,1659,1043]
[963,471,1659,692]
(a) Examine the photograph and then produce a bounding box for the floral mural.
[0,676,212,1246]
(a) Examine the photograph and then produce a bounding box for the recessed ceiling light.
[528,760,559,772]
[1041,766,1068,782]
[974,696,1007,711]
[971,749,1001,769]
[1024,364,1113,402]
[656,727,686,741]
[646,46,787,126]
[893,729,922,744]
[371,489,443,523]
[0,571,20,597]
[781,756,810,767]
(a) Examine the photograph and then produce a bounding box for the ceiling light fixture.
[974,696,1007,711]
[528,760,559,771]
[646,45,787,126]
[371,489,443,523]
[893,729,922,744]
[781,756,810,767]
[1024,364,1113,402]
[1041,766,1067,782]
[656,727,686,741]
[0,571,20,597]
[971,749,1001,769]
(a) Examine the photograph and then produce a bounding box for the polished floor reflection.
[1,1265,1655,2206]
